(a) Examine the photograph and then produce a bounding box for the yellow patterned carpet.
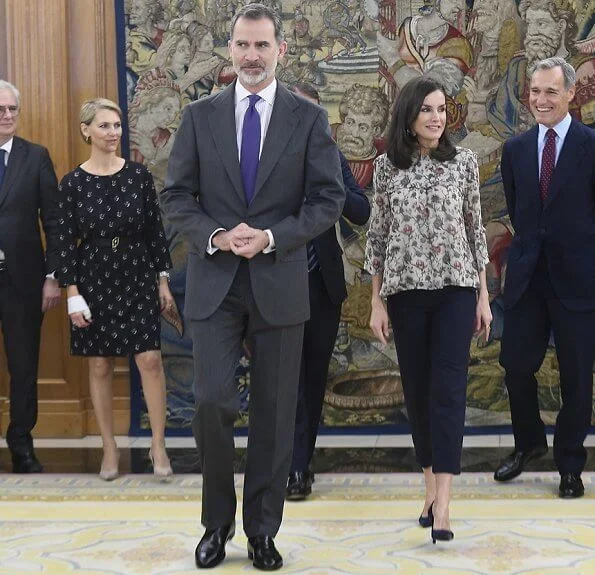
[0,473,594,574]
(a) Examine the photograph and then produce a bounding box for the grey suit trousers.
[189,261,304,537]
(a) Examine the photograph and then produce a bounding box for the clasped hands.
[213,223,269,258]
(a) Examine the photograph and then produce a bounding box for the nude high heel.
[149,448,173,481]
[99,450,120,481]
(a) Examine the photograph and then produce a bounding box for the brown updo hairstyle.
[79,98,122,145]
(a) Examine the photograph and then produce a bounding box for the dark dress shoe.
[195,522,235,568]
[286,470,312,501]
[419,502,434,528]
[247,536,282,571]
[431,527,454,544]
[494,446,547,482]
[559,473,584,499]
[11,449,43,473]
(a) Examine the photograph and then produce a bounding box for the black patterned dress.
[56,161,172,356]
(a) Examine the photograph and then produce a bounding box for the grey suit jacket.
[0,136,59,297]
[161,81,345,326]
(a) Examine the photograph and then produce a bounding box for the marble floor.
[1,435,594,574]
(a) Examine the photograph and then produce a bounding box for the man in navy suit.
[0,79,60,473]
[0,80,61,473]
[285,83,370,500]
[494,58,595,498]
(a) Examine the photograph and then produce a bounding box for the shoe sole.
[285,489,311,501]
[559,491,584,499]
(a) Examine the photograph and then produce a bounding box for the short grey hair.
[529,57,576,90]
[0,79,20,105]
[230,3,284,44]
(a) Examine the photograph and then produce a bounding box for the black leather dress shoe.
[11,449,43,473]
[247,536,282,571]
[494,446,547,482]
[195,522,235,569]
[286,470,312,501]
[559,473,584,499]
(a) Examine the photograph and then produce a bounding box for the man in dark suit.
[494,58,595,499]
[285,83,370,500]
[161,4,344,570]
[0,80,61,473]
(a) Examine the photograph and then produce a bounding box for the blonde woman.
[56,98,174,481]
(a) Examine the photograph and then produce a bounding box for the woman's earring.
[406,127,416,138]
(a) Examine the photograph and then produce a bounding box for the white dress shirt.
[0,137,13,166]
[537,113,571,176]
[235,78,277,161]
[208,80,278,255]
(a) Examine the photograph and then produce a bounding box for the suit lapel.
[0,136,26,210]
[253,84,299,201]
[208,83,245,204]
[544,120,586,209]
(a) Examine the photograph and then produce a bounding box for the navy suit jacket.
[0,136,59,297]
[501,120,595,311]
[312,150,370,305]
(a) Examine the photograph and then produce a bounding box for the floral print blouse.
[364,148,489,297]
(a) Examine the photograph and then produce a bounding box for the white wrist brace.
[67,295,92,320]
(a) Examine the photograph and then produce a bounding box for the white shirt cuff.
[262,229,275,253]
[46,271,56,279]
[207,228,227,255]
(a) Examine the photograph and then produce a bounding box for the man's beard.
[235,63,271,87]
[525,33,560,66]
[337,133,373,159]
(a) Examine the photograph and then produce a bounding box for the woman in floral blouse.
[365,77,491,543]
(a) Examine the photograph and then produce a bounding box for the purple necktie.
[0,149,6,188]
[240,94,261,205]
[539,128,556,202]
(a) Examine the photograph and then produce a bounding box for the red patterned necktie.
[539,128,556,202]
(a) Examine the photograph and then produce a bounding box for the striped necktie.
[307,241,319,272]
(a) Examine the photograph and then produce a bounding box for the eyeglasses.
[0,105,19,117]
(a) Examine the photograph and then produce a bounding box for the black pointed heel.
[418,502,434,528]
[431,528,454,544]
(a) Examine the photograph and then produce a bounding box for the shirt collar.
[235,78,277,107]
[0,137,13,156]
[538,113,571,141]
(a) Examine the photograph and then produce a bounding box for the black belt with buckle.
[84,234,144,250]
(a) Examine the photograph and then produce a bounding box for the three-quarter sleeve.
[142,167,172,272]
[462,151,489,273]
[55,173,80,286]
[364,155,391,276]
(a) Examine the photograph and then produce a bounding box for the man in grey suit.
[0,80,61,473]
[161,3,344,570]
